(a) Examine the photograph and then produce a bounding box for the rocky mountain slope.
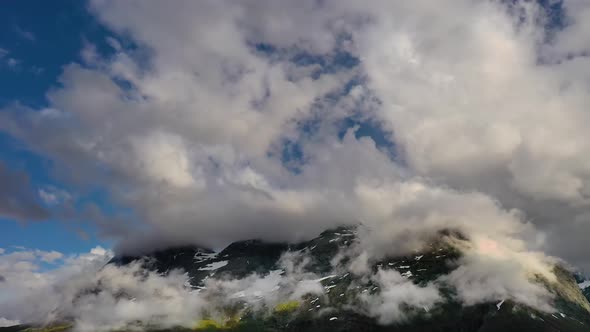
[4,227,590,332]
[576,278,590,303]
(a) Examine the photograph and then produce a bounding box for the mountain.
[573,273,590,304]
[577,280,590,303]
[4,227,590,332]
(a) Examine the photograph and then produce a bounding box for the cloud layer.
[1,0,590,288]
[0,239,558,330]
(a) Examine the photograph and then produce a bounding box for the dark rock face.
[4,227,590,332]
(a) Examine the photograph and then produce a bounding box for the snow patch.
[314,275,337,282]
[194,251,217,263]
[198,260,228,271]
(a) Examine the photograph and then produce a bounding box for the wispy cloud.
[14,26,35,42]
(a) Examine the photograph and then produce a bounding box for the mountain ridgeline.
[4,226,590,332]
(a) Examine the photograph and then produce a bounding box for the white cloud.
[90,246,107,256]
[0,1,570,257]
[361,268,442,324]
[0,2,589,325]
[0,318,20,327]
[440,249,555,312]
[37,250,64,263]
[38,187,72,206]
[0,248,330,330]
[131,132,198,189]
[0,247,110,304]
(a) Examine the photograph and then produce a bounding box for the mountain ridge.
[4,226,590,332]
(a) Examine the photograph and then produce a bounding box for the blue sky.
[0,1,113,255]
[0,1,110,107]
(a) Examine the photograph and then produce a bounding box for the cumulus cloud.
[0,249,335,330]
[347,0,590,271]
[438,236,557,311]
[361,269,442,324]
[441,252,555,312]
[2,0,590,326]
[0,246,111,326]
[38,250,64,263]
[0,247,109,304]
[0,0,578,259]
